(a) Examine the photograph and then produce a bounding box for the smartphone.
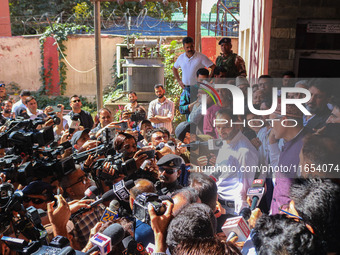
[115,121,128,131]
[139,150,155,159]
[52,106,62,113]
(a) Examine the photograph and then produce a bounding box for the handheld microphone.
[247,179,265,210]
[71,190,116,219]
[72,180,135,218]
[100,200,120,223]
[222,208,251,242]
[180,139,223,150]
[81,186,99,200]
[156,141,176,152]
[87,223,125,255]
[69,113,80,134]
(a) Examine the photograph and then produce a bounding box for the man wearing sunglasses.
[22,180,55,211]
[156,154,183,196]
[68,95,94,130]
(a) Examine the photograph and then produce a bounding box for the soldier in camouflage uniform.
[215,38,247,78]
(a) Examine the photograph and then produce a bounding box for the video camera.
[0,182,47,243]
[125,110,146,123]
[0,117,76,185]
[1,235,85,255]
[133,193,166,225]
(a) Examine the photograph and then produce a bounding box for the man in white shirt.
[25,96,46,120]
[148,84,174,133]
[172,37,215,88]
[212,108,259,214]
[12,90,31,114]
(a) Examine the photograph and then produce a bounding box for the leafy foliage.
[160,40,185,125]
[39,23,93,95]
[211,4,217,13]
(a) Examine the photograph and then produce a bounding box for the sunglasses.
[72,99,81,103]
[23,196,48,204]
[159,167,178,175]
[0,84,5,87]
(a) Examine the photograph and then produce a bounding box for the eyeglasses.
[154,136,165,141]
[159,167,178,175]
[72,99,81,103]
[0,84,5,87]
[67,175,88,188]
[23,196,48,204]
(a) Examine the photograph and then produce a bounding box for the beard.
[157,94,164,99]
[4,109,11,114]
[306,104,318,114]
[129,99,137,104]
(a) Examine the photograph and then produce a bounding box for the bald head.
[129,179,156,209]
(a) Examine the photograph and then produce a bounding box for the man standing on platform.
[148,84,174,133]
[172,36,215,89]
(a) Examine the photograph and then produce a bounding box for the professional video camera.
[0,117,76,185]
[0,117,58,155]
[1,235,84,255]
[125,109,146,123]
[95,153,138,182]
[133,193,166,225]
[0,182,47,243]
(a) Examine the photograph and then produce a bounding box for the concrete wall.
[0,35,124,98]
[0,36,41,91]
[0,34,237,100]
[269,0,340,77]
[63,35,123,98]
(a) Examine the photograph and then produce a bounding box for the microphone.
[112,179,135,202]
[247,179,265,210]
[109,200,120,212]
[69,113,80,134]
[71,180,135,218]
[87,223,125,255]
[71,190,116,219]
[81,186,99,200]
[100,200,120,223]
[180,139,223,150]
[222,208,251,242]
[156,141,176,152]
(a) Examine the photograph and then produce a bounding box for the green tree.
[211,3,217,13]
